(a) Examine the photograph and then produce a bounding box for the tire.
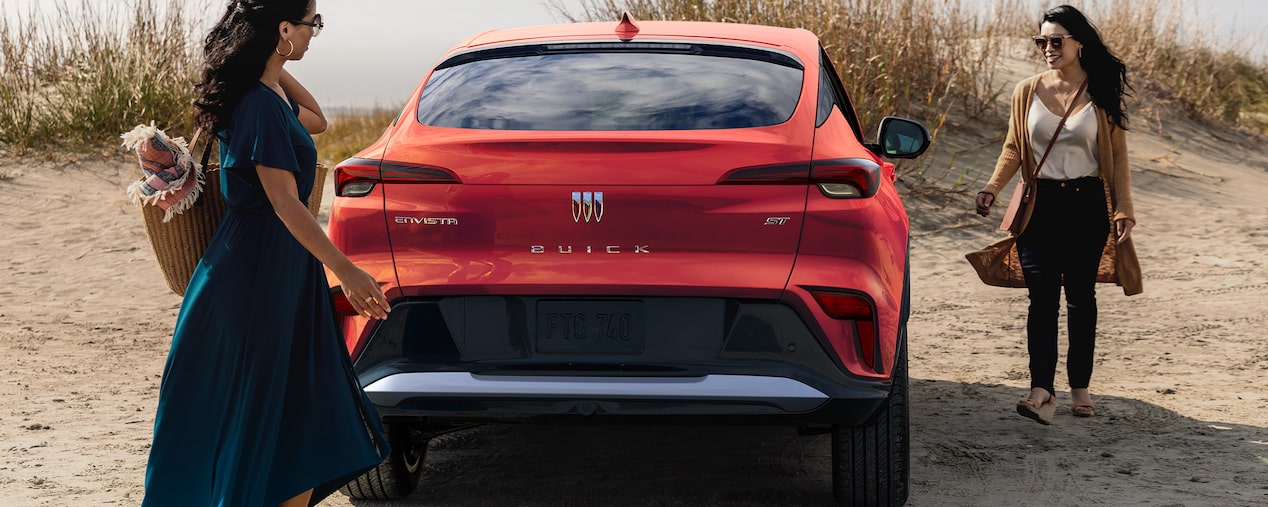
[831,338,909,507]
[341,422,429,500]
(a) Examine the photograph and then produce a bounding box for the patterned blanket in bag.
[120,122,205,223]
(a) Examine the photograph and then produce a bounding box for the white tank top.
[1028,94,1100,180]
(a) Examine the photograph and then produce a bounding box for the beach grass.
[1088,0,1268,129]
[0,0,1264,159]
[0,0,203,155]
[315,107,401,165]
[560,0,1268,135]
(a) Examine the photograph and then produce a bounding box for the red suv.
[330,15,929,506]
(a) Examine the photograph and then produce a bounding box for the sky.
[287,0,589,108]
[3,0,1266,108]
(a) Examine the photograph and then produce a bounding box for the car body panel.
[332,20,911,410]
[379,132,813,300]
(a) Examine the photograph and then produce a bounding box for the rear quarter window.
[416,43,804,131]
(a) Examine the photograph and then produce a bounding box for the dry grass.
[558,0,1268,135]
[992,0,1268,133]
[0,0,204,155]
[313,107,401,166]
[1089,0,1268,130]
[0,0,1264,160]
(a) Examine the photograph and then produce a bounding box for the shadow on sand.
[344,379,1267,506]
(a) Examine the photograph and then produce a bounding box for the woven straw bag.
[138,130,327,296]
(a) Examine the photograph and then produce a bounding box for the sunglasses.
[1033,34,1074,50]
[289,13,323,37]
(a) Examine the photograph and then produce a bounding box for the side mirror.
[868,116,931,159]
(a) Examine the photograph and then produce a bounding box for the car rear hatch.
[364,130,808,299]
[357,41,819,300]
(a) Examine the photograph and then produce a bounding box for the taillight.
[811,290,880,372]
[715,158,880,199]
[716,163,809,184]
[330,290,359,317]
[813,290,873,320]
[335,158,381,197]
[335,157,462,197]
[811,158,880,198]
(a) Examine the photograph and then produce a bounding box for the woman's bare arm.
[280,69,327,134]
[256,165,389,319]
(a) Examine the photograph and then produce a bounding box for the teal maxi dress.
[143,83,389,506]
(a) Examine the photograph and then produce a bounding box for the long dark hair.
[194,0,310,133]
[1042,5,1132,130]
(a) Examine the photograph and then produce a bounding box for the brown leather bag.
[1000,78,1089,235]
[999,181,1030,235]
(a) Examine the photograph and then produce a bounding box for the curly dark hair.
[1041,5,1133,130]
[194,0,312,133]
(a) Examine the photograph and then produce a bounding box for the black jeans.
[1016,177,1110,396]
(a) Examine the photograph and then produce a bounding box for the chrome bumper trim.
[363,373,830,413]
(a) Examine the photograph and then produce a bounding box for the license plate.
[536,301,645,354]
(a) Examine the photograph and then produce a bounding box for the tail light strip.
[811,158,881,198]
[717,158,881,198]
[336,157,462,197]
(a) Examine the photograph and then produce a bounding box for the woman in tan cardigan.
[974,4,1142,425]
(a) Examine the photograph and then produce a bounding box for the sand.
[2,54,1266,506]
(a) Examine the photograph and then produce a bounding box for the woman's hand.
[335,265,391,320]
[975,192,995,217]
[1116,218,1135,244]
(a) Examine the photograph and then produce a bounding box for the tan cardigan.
[971,73,1143,296]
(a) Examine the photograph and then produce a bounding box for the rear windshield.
[416,43,804,131]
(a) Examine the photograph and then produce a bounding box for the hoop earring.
[276,40,294,57]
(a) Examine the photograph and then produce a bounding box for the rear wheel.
[341,422,428,500]
[831,339,909,506]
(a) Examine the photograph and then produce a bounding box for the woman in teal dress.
[143,1,392,505]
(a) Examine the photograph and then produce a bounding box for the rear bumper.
[353,296,894,425]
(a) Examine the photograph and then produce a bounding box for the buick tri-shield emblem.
[572,191,604,223]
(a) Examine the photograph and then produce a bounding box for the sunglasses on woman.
[289,13,323,37]
[1033,34,1074,50]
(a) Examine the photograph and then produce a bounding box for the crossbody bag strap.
[1029,77,1089,183]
